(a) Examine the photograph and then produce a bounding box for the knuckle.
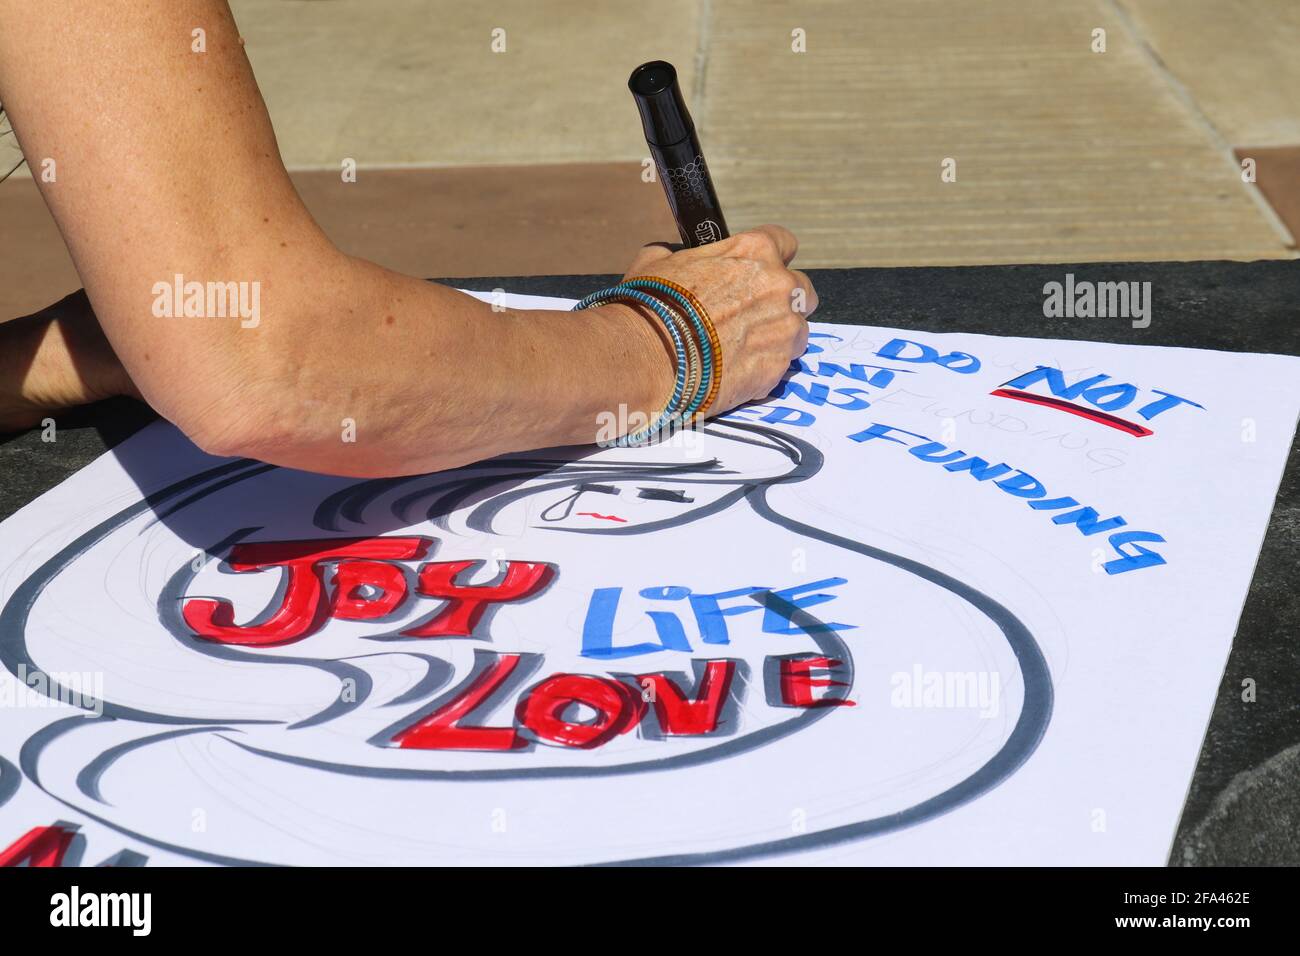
[762,270,798,303]
[770,225,797,256]
[755,265,787,292]
[735,229,777,259]
[795,325,811,354]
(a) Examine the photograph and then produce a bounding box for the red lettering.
[636,660,736,735]
[0,825,75,867]
[330,560,408,620]
[391,653,525,750]
[778,655,855,708]
[517,674,644,749]
[183,536,430,646]
[403,560,554,638]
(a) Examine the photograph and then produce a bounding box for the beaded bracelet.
[571,285,691,446]
[573,276,722,445]
[621,276,723,423]
[661,299,703,418]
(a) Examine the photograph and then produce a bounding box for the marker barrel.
[629,60,730,248]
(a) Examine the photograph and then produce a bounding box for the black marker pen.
[629,60,729,248]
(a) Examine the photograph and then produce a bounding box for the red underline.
[990,389,1153,437]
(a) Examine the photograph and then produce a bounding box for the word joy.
[182,536,552,646]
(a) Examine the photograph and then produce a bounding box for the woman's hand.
[618,224,817,415]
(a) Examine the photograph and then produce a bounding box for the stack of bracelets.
[572,276,723,447]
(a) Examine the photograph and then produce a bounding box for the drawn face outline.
[0,421,1054,866]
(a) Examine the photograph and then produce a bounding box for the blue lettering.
[762,578,855,635]
[942,456,1013,481]
[1003,366,1109,400]
[1050,507,1127,536]
[1104,531,1167,574]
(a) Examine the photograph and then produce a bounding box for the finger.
[789,314,811,359]
[750,224,799,265]
[622,242,677,278]
[789,268,819,318]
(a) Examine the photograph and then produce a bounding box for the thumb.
[622,241,678,279]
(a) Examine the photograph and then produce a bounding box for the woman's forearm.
[0,0,811,472]
[190,253,675,476]
[0,2,678,475]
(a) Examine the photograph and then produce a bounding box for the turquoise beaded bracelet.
[619,277,718,425]
[572,284,692,446]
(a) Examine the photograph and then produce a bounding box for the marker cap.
[628,60,694,148]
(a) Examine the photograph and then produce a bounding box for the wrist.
[592,302,677,422]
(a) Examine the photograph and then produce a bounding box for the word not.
[151,272,261,328]
[848,423,1166,574]
[391,651,852,751]
[49,885,151,936]
[992,366,1201,438]
[181,536,552,646]
[581,577,853,659]
[1043,273,1152,328]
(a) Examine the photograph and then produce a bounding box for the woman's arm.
[0,0,812,476]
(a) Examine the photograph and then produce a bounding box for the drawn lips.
[576,512,626,522]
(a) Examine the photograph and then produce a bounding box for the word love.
[181,536,552,646]
[392,652,853,751]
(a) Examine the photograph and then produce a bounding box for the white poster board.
[1,291,1296,866]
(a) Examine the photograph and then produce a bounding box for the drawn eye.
[636,487,694,503]
[542,483,621,522]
